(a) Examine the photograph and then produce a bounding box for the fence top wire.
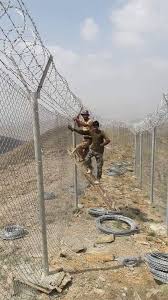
[102,94,168,134]
[0,66,70,140]
[0,0,83,118]
[133,94,168,133]
[0,0,138,125]
[2,1,168,132]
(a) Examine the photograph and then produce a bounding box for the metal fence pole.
[117,126,120,144]
[139,133,143,187]
[166,181,168,236]
[134,133,137,175]
[32,92,49,276]
[150,127,156,203]
[112,125,114,150]
[32,55,52,276]
[72,122,78,208]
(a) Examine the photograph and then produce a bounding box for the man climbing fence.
[68,120,110,184]
[72,110,93,161]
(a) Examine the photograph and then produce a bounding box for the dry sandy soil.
[0,128,168,300]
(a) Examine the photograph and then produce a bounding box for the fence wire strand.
[0,1,87,298]
[0,0,83,117]
[1,0,168,299]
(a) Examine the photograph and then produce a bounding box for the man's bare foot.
[79,158,84,162]
[86,169,92,174]
[94,180,100,185]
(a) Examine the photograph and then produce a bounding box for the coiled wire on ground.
[0,225,28,240]
[145,252,168,283]
[116,256,143,267]
[88,207,121,217]
[96,214,139,236]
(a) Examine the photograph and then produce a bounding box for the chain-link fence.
[1,0,168,299]
[0,64,88,300]
[134,125,168,230]
[0,0,87,298]
[0,68,42,299]
[104,121,134,153]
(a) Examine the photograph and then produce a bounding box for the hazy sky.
[24,0,168,121]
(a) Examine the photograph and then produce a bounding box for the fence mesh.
[154,124,168,222]
[0,69,87,300]
[135,125,168,225]
[0,0,86,297]
[0,63,89,299]
[0,68,42,299]
[141,131,152,194]
[0,0,82,117]
[1,0,168,299]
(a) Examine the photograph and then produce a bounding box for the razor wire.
[1,1,168,299]
[102,94,168,232]
[0,1,90,297]
[133,93,168,133]
[0,66,87,300]
[0,0,83,118]
[102,91,168,135]
[133,94,168,230]
[102,93,168,135]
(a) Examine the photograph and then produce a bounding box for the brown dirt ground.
[0,130,168,300]
[50,144,168,300]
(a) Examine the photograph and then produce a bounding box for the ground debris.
[60,248,75,259]
[40,271,72,293]
[94,235,115,245]
[71,240,87,253]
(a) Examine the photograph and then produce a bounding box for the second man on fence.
[68,120,110,184]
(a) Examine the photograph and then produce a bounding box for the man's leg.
[82,140,90,159]
[85,149,93,173]
[71,143,83,161]
[95,153,104,180]
[73,141,88,161]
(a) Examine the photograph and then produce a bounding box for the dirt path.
[49,144,168,300]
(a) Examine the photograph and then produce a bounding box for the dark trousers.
[85,149,103,179]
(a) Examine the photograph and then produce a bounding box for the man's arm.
[68,125,90,136]
[100,132,111,147]
[73,116,82,127]
[73,107,83,124]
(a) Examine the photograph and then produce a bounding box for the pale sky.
[24,0,168,121]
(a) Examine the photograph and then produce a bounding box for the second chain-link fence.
[135,125,168,228]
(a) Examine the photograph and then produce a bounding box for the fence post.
[32,92,49,276]
[72,121,78,208]
[166,181,168,236]
[150,127,156,203]
[139,133,142,187]
[112,125,114,150]
[117,126,120,144]
[134,133,138,175]
[32,55,52,276]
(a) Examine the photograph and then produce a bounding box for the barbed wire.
[133,94,168,133]
[0,65,78,300]
[102,93,168,135]
[1,2,168,300]
[0,1,90,296]
[1,1,168,129]
[0,0,83,118]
